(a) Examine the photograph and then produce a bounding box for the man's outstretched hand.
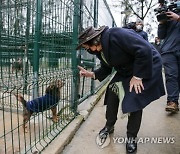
[78,66,95,78]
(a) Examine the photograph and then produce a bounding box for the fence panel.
[0,0,116,153]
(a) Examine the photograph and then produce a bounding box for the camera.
[154,0,180,22]
[122,22,136,30]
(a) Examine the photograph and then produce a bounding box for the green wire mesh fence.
[0,0,116,153]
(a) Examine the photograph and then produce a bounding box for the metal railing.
[0,0,116,153]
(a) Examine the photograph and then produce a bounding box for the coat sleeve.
[111,29,154,79]
[93,61,112,82]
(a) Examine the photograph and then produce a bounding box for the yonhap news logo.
[113,136,175,144]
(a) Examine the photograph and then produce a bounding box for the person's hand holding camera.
[166,11,180,22]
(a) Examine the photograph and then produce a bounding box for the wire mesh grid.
[0,0,116,153]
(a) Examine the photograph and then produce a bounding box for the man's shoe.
[99,126,114,134]
[126,138,137,153]
[165,102,179,113]
[126,142,137,153]
[96,126,114,148]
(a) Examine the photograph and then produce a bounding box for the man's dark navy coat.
[93,27,165,113]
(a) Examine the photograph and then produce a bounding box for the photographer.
[157,10,180,113]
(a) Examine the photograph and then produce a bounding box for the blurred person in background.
[123,19,148,41]
[152,37,161,53]
[135,19,148,41]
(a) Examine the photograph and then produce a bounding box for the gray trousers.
[162,51,180,104]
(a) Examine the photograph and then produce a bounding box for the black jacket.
[136,30,148,41]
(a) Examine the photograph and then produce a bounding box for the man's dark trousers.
[105,88,142,138]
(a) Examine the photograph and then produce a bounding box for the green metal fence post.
[71,0,80,113]
[90,0,99,94]
[94,0,98,27]
[0,0,2,76]
[23,1,31,94]
[33,0,42,98]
